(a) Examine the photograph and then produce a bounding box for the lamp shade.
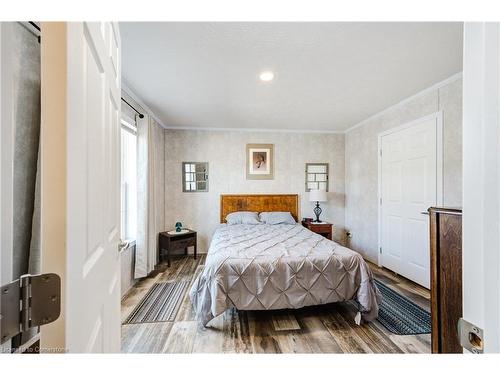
[309,189,327,202]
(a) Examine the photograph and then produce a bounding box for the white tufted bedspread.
[189,223,381,326]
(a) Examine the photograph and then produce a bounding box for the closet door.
[380,113,441,288]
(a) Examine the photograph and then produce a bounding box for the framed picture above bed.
[246,143,274,180]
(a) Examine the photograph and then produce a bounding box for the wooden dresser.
[429,207,462,353]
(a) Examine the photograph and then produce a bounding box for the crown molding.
[121,82,343,134]
[121,80,168,129]
[163,125,344,134]
[122,72,462,135]
[344,71,463,134]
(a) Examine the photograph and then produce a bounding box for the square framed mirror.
[182,162,209,192]
[305,163,329,192]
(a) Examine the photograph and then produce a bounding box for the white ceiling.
[120,22,463,132]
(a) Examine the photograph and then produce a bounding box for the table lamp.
[309,189,327,222]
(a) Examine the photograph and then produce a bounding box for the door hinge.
[379,247,383,254]
[380,197,382,205]
[458,318,483,354]
[1,273,61,344]
[379,149,382,157]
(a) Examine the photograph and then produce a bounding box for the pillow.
[225,211,261,225]
[259,211,296,225]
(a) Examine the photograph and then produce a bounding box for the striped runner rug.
[124,281,189,324]
[375,279,431,335]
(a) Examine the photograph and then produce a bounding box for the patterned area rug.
[124,281,189,324]
[375,279,431,335]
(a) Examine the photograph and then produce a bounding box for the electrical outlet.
[346,231,353,238]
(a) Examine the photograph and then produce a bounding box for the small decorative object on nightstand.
[309,189,327,222]
[302,219,333,240]
[175,222,182,232]
[158,229,197,267]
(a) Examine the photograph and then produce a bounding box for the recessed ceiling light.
[259,71,274,82]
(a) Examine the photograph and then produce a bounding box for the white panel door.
[380,115,440,288]
[66,22,121,352]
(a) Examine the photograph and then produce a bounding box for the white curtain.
[134,114,164,278]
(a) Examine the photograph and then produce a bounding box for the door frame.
[39,22,68,351]
[462,22,500,353]
[377,110,444,267]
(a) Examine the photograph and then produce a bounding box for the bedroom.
[119,22,461,353]
[1,1,499,371]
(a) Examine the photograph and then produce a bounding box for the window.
[182,162,209,192]
[121,119,137,240]
[305,163,329,192]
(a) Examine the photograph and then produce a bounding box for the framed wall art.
[246,143,274,180]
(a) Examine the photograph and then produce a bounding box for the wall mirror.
[305,163,329,192]
[182,162,209,192]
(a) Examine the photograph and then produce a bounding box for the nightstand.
[301,220,333,240]
[158,229,197,267]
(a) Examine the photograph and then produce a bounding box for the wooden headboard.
[220,194,299,223]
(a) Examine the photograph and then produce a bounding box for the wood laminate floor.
[121,255,431,353]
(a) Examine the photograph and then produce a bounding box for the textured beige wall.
[345,77,463,263]
[164,130,345,252]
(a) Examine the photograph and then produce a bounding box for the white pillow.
[259,211,296,225]
[225,211,261,225]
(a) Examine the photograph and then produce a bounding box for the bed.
[189,194,381,326]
